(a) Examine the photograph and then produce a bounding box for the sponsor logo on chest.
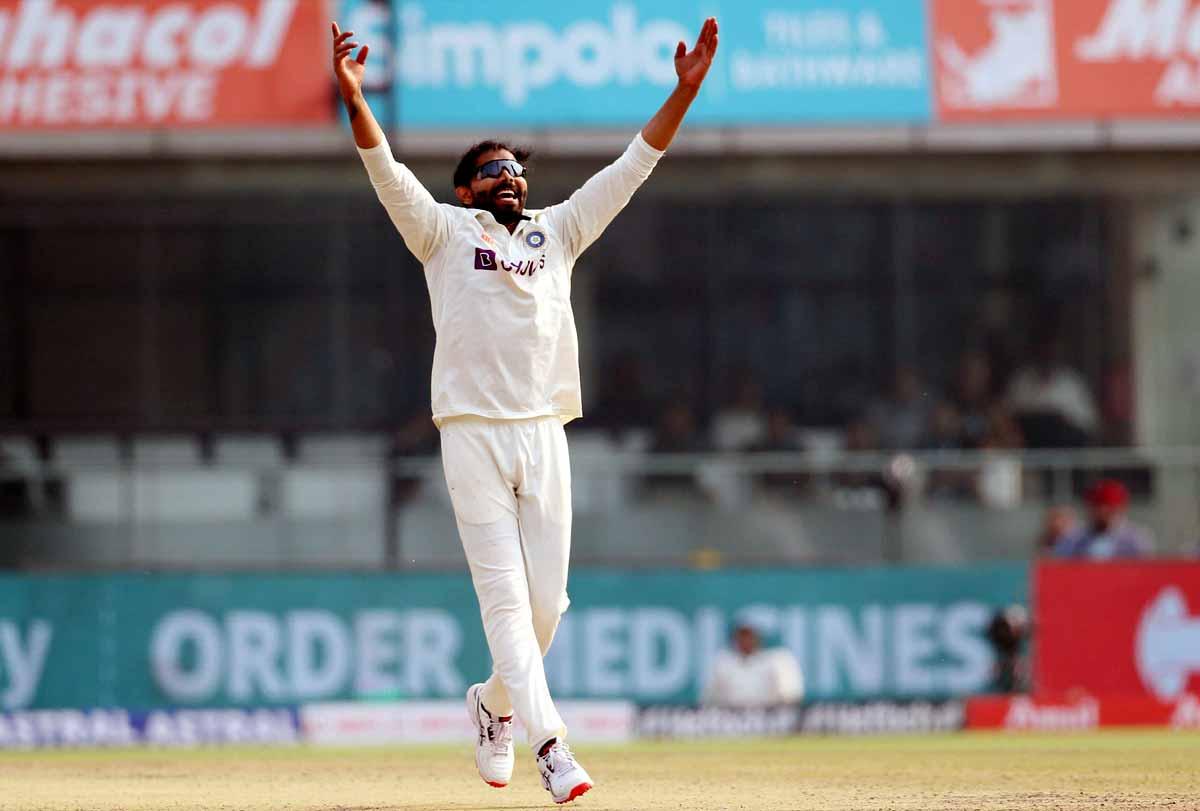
[473,247,545,276]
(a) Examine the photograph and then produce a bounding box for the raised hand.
[675,17,718,89]
[332,21,369,102]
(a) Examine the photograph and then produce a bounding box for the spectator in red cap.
[1054,479,1152,559]
[1034,505,1078,556]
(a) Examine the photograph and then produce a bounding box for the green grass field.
[1,731,1197,810]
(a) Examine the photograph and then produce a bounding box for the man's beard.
[482,186,525,225]
[490,205,523,225]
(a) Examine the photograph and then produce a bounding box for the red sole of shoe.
[556,781,592,804]
[486,781,507,788]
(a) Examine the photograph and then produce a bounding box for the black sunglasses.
[474,158,526,180]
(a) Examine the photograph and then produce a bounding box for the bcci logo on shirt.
[474,248,497,270]
[525,231,546,249]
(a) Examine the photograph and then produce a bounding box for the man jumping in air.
[332,16,718,804]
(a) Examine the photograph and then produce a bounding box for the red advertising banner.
[1034,561,1200,702]
[0,0,331,128]
[932,0,1200,120]
[966,693,1200,730]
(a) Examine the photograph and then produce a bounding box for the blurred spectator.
[843,417,877,454]
[651,399,705,454]
[711,370,766,451]
[985,605,1029,693]
[973,405,1025,508]
[979,404,1024,450]
[832,417,901,511]
[644,398,706,496]
[1055,479,1152,559]
[589,352,655,440]
[952,351,995,448]
[1101,360,1134,445]
[749,407,804,493]
[1034,505,1079,556]
[868,367,934,450]
[1007,334,1098,448]
[927,401,964,450]
[748,407,799,453]
[925,402,976,499]
[389,412,442,505]
[702,623,803,708]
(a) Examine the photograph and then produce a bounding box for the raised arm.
[332,22,451,263]
[332,21,384,149]
[642,17,718,150]
[544,18,718,259]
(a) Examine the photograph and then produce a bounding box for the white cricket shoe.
[536,740,593,804]
[466,683,514,788]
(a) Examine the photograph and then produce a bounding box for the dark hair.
[452,140,532,190]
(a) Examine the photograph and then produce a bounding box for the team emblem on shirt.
[525,230,546,249]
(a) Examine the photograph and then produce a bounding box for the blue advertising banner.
[337,1,932,127]
[0,565,1024,710]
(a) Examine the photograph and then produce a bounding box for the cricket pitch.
[1,730,1197,810]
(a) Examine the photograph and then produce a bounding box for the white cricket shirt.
[358,133,664,427]
[702,648,805,708]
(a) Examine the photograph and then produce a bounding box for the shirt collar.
[470,208,532,227]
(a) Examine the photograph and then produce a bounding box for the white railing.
[2,446,1198,569]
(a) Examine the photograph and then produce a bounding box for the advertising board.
[0,0,331,128]
[932,0,1200,120]
[0,565,1023,709]
[1034,561,1200,702]
[337,0,932,127]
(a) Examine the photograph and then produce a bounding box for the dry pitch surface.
[1,731,1198,811]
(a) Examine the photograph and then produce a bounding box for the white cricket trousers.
[439,415,571,751]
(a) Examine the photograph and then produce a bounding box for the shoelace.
[543,742,577,771]
[486,719,512,755]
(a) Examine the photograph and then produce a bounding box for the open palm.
[675,17,718,89]
[331,21,369,98]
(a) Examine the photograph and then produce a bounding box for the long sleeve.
[542,132,665,262]
[357,138,453,265]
